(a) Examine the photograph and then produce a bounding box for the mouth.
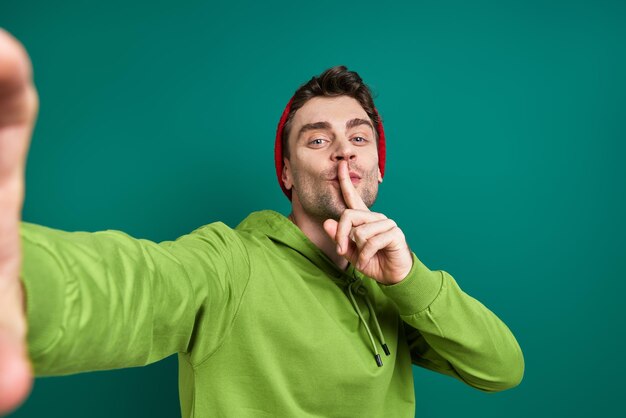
[329,170,362,179]
[328,174,361,186]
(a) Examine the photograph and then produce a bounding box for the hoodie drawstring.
[347,275,391,367]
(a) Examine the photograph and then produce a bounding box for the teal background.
[2,0,625,416]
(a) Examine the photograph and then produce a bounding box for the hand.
[0,28,38,415]
[323,160,413,285]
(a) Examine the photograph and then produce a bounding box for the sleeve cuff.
[377,253,443,315]
[19,222,66,357]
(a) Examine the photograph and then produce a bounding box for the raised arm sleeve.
[19,221,250,376]
[378,253,524,392]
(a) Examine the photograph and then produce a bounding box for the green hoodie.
[19,210,524,417]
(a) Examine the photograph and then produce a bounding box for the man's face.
[282,95,382,222]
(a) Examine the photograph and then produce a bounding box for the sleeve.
[19,220,250,376]
[378,253,524,392]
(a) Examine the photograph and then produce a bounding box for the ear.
[282,158,293,190]
[377,166,383,184]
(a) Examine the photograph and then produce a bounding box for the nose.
[331,138,357,162]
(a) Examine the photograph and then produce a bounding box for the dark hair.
[281,65,379,159]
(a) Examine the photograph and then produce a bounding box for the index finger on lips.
[338,160,368,211]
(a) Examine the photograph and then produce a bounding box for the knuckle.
[369,235,383,248]
[359,247,371,261]
[338,214,351,229]
[365,242,378,257]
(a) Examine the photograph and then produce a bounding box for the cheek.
[291,152,323,176]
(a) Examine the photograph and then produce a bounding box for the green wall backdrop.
[2,0,625,416]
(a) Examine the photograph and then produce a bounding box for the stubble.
[292,164,379,222]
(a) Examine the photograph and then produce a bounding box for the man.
[0,28,524,417]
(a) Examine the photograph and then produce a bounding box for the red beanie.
[274,95,387,199]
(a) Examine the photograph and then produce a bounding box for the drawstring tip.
[375,354,383,367]
[382,343,390,356]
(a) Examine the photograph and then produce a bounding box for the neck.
[287,211,348,271]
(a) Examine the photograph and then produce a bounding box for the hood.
[236,210,392,367]
[237,210,346,282]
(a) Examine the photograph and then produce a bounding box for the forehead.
[292,96,371,130]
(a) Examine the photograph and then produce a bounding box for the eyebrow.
[345,118,374,131]
[297,118,374,139]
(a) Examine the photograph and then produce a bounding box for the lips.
[328,172,362,181]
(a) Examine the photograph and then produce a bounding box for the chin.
[320,206,345,222]
[294,181,377,221]
[296,193,344,222]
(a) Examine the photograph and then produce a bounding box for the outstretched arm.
[0,28,251,416]
[20,220,250,376]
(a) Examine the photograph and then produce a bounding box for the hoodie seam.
[190,232,253,369]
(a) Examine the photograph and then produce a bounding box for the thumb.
[323,219,338,245]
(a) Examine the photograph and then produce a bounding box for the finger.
[350,219,397,249]
[0,29,38,128]
[323,218,360,267]
[337,160,368,211]
[0,28,32,90]
[356,228,401,270]
[0,29,36,415]
[0,329,32,415]
[336,209,386,255]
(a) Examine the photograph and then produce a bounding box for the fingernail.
[337,244,342,254]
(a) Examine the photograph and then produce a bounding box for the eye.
[352,136,368,144]
[308,138,327,147]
